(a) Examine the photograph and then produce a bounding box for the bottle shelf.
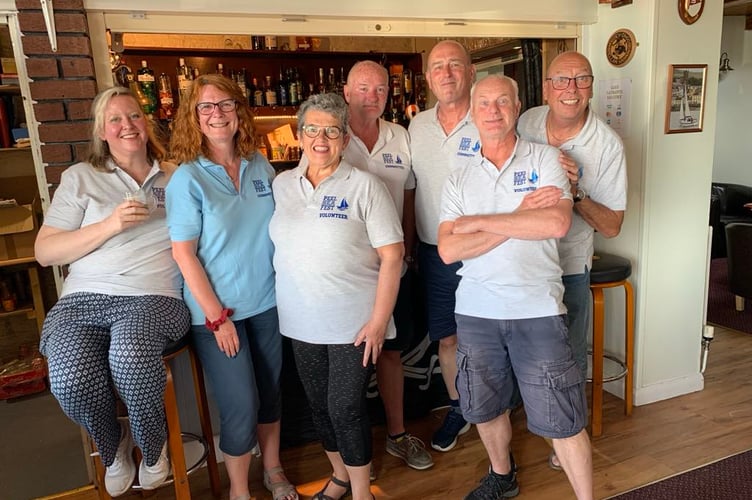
[0,304,34,320]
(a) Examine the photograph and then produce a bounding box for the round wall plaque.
[606,29,637,68]
[679,0,705,25]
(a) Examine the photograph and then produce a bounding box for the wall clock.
[606,29,637,68]
[678,0,704,25]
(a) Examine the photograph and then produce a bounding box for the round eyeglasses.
[545,75,594,90]
[196,99,237,115]
[301,124,343,140]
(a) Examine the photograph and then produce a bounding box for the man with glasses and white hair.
[517,51,627,472]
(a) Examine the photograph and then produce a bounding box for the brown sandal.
[263,466,299,500]
[312,474,351,500]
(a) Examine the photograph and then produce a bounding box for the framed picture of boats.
[665,64,707,134]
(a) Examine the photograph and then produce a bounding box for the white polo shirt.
[409,105,481,245]
[270,161,403,344]
[440,138,571,320]
[518,106,627,275]
[44,160,183,299]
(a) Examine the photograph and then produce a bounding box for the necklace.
[545,118,578,146]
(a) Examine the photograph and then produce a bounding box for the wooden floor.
[42,326,752,500]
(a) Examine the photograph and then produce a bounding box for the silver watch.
[574,187,587,203]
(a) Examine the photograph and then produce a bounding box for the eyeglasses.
[545,75,594,90]
[301,124,343,140]
[196,99,237,115]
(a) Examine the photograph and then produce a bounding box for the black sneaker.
[464,469,519,500]
[431,407,471,452]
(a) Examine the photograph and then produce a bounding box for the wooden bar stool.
[92,336,222,499]
[589,253,635,437]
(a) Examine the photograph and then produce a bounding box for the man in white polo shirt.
[438,74,592,500]
[409,40,481,453]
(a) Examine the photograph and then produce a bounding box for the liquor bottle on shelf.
[177,57,193,101]
[316,68,326,95]
[288,68,299,106]
[216,63,225,75]
[252,76,264,107]
[236,68,248,100]
[389,72,403,124]
[415,72,427,111]
[127,73,154,117]
[337,67,347,96]
[294,68,304,104]
[193,67,200,80]
[264,75,277,107]
[157,73,175,123]
[136,60,157,115]
[327,68,337,93]
[252,36,264,51]
[277,67,289,106]
[265,36,277,50]
[0,278,15,312]
[403,68,414,106]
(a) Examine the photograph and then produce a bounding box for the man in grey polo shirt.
[518,51,627,471]
[439,74,592,500]
[409,39,481,452]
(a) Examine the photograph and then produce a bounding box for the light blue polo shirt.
[166,152,276,324]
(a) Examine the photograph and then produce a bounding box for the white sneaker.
[139,441,170,490]
[104,422,136,497]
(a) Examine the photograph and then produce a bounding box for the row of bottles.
[119,58,428,128]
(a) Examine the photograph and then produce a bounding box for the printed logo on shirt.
[457,137,481,157]
[382,153,405,169]
[319,195,349,219]
[152,187,166,208]
[513,167,539,193]
[253,178,273,197]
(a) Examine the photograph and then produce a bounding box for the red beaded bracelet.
[205,308,234,332]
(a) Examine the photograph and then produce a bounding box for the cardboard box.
[0,156,40,261]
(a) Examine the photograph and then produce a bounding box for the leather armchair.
[710,183,752,258]
[725,222,752,311]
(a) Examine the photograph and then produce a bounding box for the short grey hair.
[297,93,349,135]
[470,74,520,105]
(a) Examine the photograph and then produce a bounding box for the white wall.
[583,0,722,405]
[713,16,752,186]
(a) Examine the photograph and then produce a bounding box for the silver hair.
[470,74,520,105]
[297,92,349,134]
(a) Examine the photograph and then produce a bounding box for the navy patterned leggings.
[39,293,190,466]
[291,340,373,466]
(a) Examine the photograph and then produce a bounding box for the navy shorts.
[418,242,461,341]
[455,314,587,439]
[384,270,417,352]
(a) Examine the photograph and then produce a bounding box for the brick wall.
[16,0,97,187]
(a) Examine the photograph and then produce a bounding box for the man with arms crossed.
[518,51,627,470]
[409,40,481,452]
[438,74,593,500]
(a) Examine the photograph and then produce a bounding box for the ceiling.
[724,0,752,16]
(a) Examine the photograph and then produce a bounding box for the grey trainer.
[386,433,434,470]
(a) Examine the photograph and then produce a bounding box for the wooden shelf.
[0,84,20,95]
[0,304,34,319]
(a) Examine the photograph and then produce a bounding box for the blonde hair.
[87,86,166,171]
[169,74,257,164]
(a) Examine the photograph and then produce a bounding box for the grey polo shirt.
[269,161,403,344]
[409,105,481,245]
[518,106,627,275]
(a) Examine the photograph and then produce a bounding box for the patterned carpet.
[707,258,752,335]
[608,449,752,499]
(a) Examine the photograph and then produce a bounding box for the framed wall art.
[665,64,707,134]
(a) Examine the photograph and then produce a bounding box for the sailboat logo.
[337,198,349,211]
[528,168,539,185]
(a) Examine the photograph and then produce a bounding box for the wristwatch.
[574,187,588,203]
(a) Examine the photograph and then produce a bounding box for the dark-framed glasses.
[302,124,343,140]
[196,99,237,115]
[545,75,594,90]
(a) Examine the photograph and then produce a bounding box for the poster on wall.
[598,78,631,138]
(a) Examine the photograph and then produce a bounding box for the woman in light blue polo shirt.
[166,74,297,500]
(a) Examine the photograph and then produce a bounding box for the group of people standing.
[34,37,625,500]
